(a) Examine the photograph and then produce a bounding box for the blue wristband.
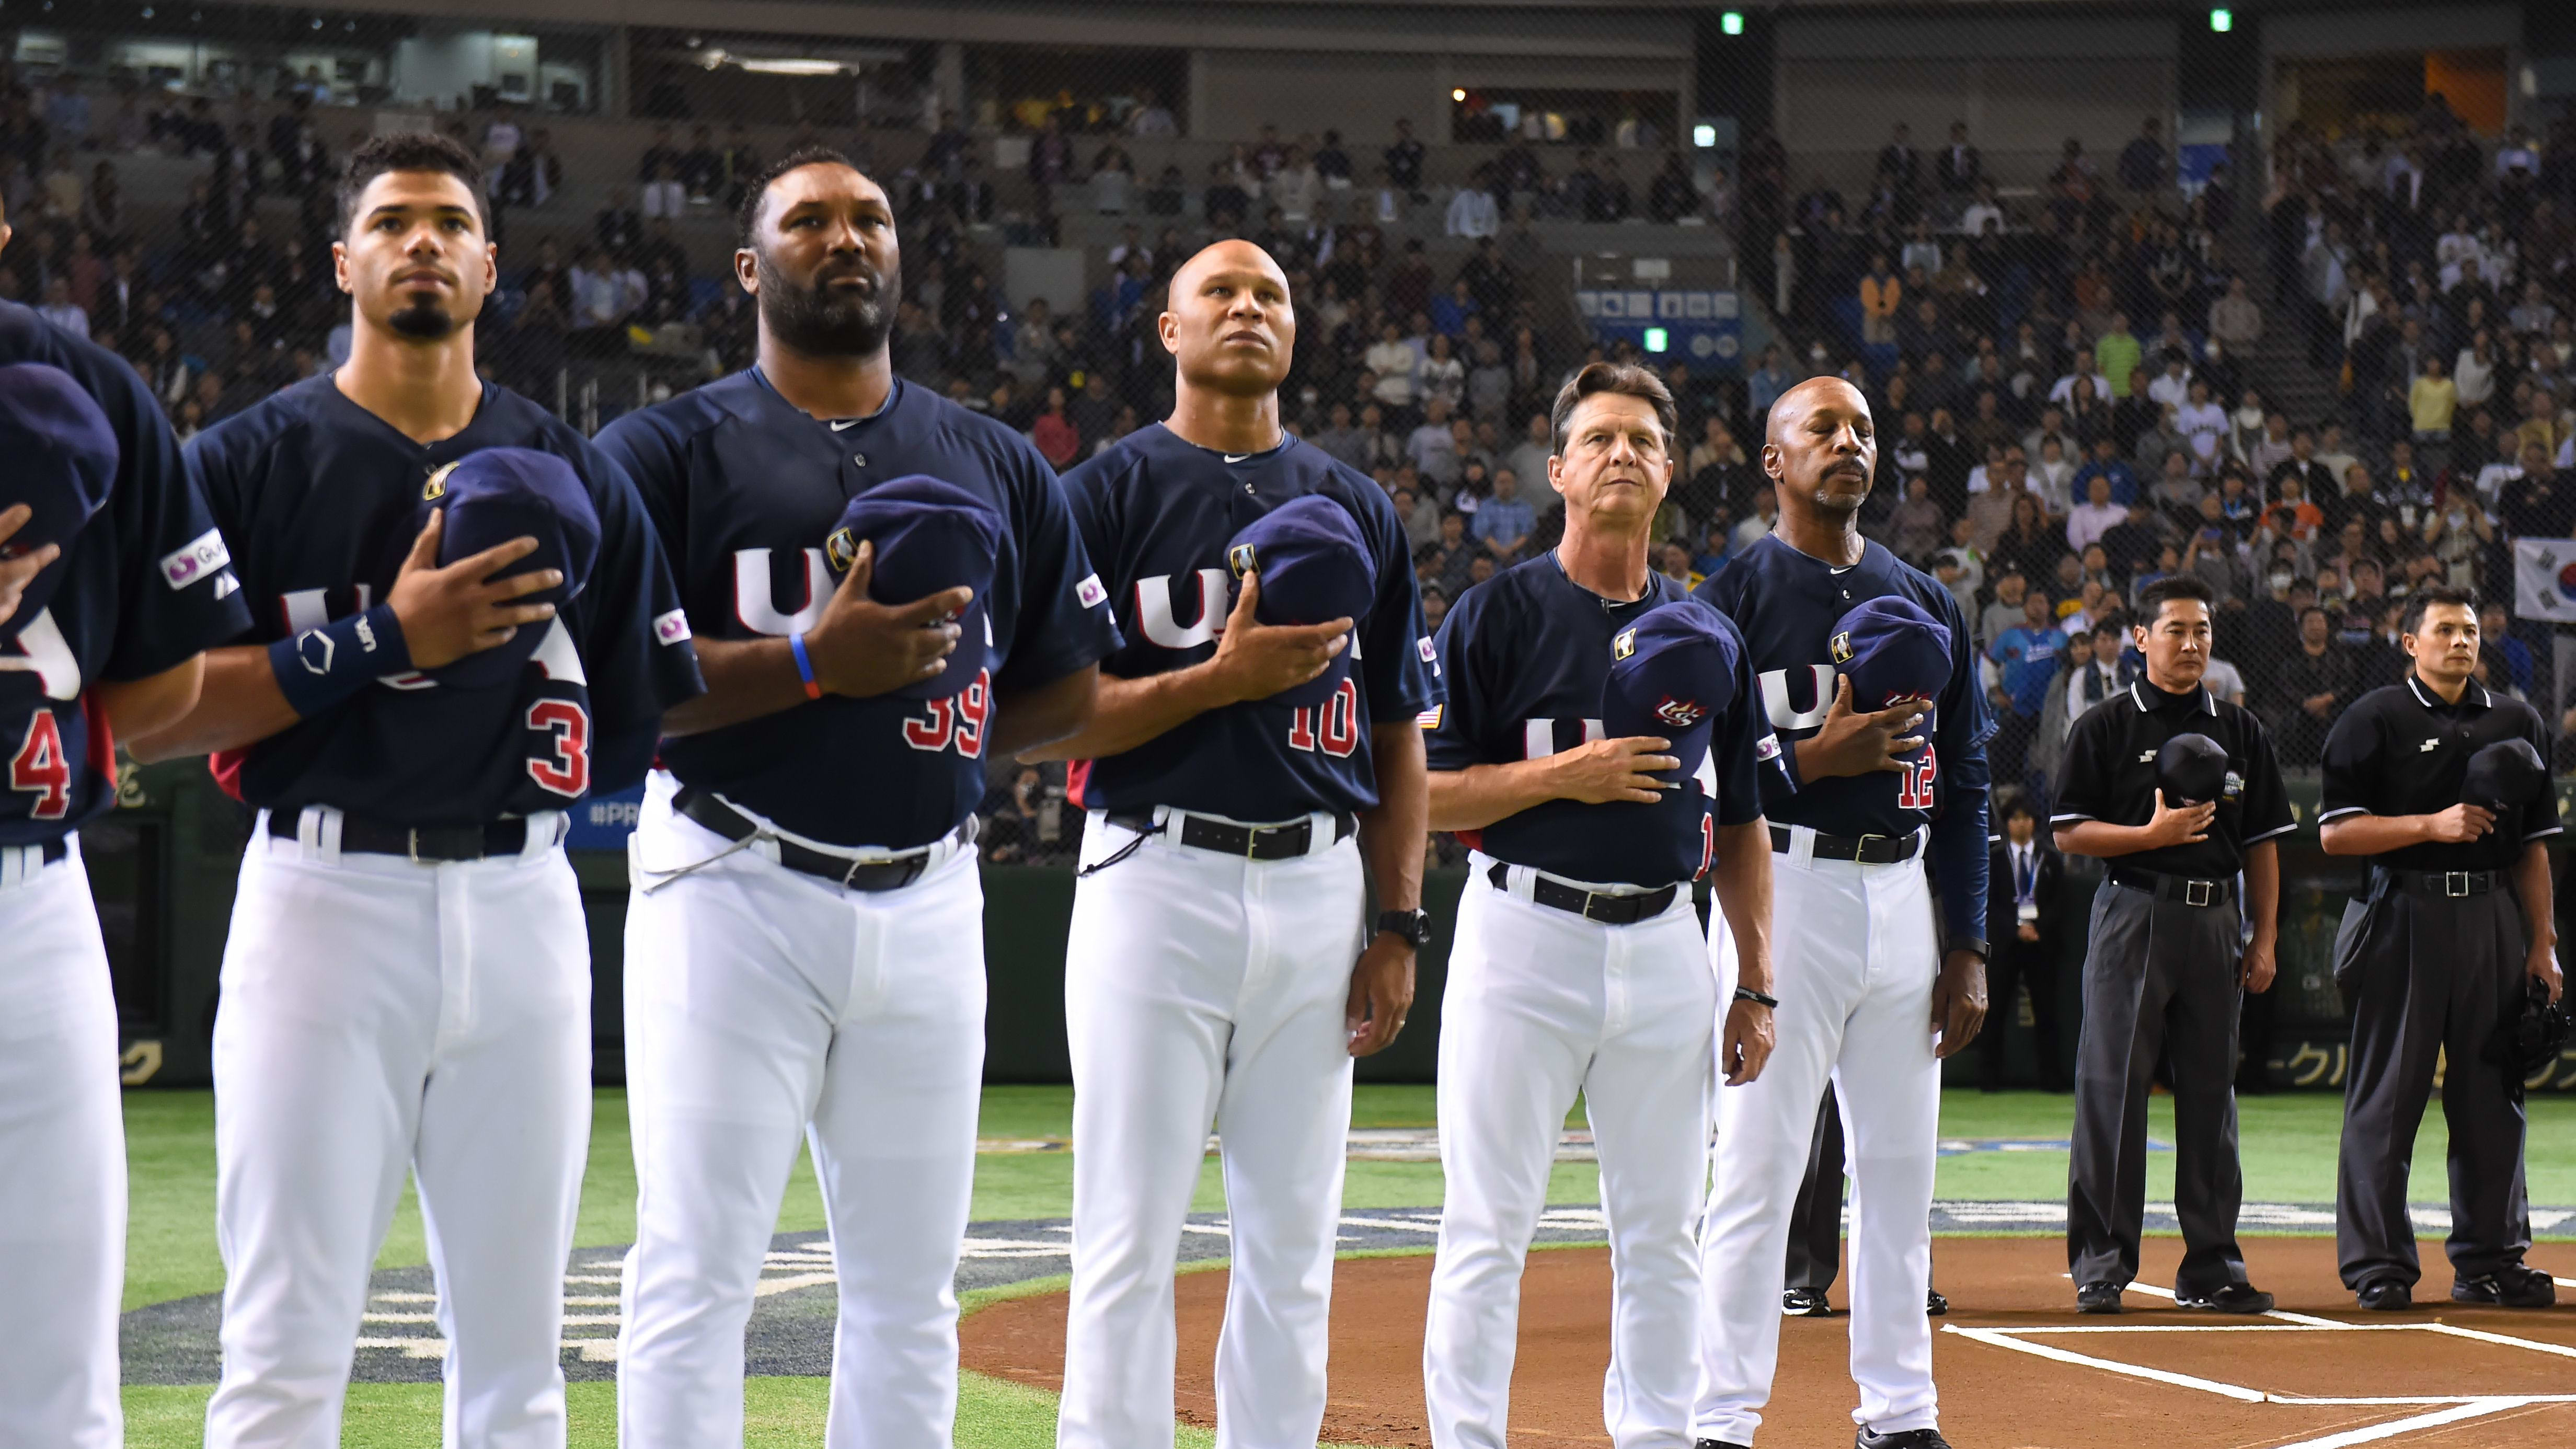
[269,604,412,718]
[789,630,823,700]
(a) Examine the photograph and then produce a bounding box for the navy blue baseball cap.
[0,363,118,640]
[427,447,602,690]
[2464,737,2548,812]
[1829,595,1950,762]
[1225,494,1373,708]
[1601,600,1739,788]
[2156,732,2230,806]
[824,476,1003,701]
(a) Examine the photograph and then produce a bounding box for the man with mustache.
[594,148,1121,1447]
[1027,240,1438,1448]
[129,132,704,1447]
[1688,376,1993,1449]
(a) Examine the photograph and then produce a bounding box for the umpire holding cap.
[2052,573,2294,1316]
[1421,361,1775,1447]
[2319,582,2563,1312]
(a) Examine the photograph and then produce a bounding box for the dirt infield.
[960,1236,2576,1448]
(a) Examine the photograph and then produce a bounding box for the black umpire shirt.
[2319,675,2562,872]
[2051,679,2296,878]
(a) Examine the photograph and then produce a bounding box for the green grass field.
[120,1085,2576,1445]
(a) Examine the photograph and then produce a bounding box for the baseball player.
[2051,574,2290,1317]
[596,148,1120,1447]
[128,133,702,1447]
[0,337,249,1444]
[1026,239,1439,1449]
[1420,361,1775,1448]
[1689,375,1992,1449]
[2319,583,2561,1312]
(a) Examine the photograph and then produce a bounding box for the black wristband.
[1733,985,1779,1009]
[269,604,411,719]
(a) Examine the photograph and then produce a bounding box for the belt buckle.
[406,829,424,865]
[2184,879,2214,908]
[1580,891,1605,922]
[1243,823,1266,859]
[2444,871,2470,898]
[1854,833,1886,860]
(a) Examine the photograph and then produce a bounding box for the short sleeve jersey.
[188,375,704,827]
[0,302,251,845]
[1061,424,1441,821]
[2319,675,2561,872]
[1422,556,1766,887]
[596,370,1121,850]
[2051,679,2297,876]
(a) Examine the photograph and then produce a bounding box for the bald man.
[1030,242,1439,1448]
[1686,378,1993,1449]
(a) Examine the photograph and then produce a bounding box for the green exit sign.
[2209,8,2233,31]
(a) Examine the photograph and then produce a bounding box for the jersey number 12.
[1895,748,1938,811]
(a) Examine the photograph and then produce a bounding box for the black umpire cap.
[0,362,118,641]
[1601,599,1739,786]
[2463,737,2549,813]
[1224,494,1373,708]
[427,447,601,689]
[2156,732,2230,806]
[824,476,1004,702]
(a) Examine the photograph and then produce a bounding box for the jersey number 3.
[1895,748,1938,811]
[526,700,592,798]
[10,710,71,819]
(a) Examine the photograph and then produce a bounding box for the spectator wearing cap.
[2317,584,2563,1313]
[2051,574,2293,1317]
[1986,790,2071,1091]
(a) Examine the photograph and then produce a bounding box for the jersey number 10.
[1285,678,1361,758]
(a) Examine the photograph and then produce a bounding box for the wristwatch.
[1376,908,1432,948]
[1949,937,1991,964]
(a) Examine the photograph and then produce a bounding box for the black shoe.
[2453,1266,2556,1308]
[2355,1279,2412,1312]
[2178,1282,2275,1313]
[1926,1288,1949,1317]
[1694,1442,1751,1449]
[1782,1285,1833,1316]
[2075,1280,2123,1314]
[1857,1429,1953,1449]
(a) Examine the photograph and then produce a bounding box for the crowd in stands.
[19,61,2576,861]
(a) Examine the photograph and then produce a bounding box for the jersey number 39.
[902,670,993,758]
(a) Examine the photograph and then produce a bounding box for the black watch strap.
[1376,908,1431,947]
[1733,985,1779,1009]
[1951,937,1991,963]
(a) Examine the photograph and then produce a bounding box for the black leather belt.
[676,787,968,892]
[1106,808,1355,860]
[2108,866,2236,908]
[268,810,531,862]
[1769,824,1923,864]
[2377,866,2503,899]
[1487,861,1677,925]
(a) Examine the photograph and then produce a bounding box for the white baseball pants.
[617,770,987,1449]
[205,808,589,1449]
[1693,829,1940,1446]
[1424,856,1719,1449]
[0,841,123,1449]
[1057,808,1364,1449]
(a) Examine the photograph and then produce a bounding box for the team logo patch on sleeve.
[1075,573,1108,608]
[1418,635,1438,663]
[652,608,693,645]
[1756,732,1782,761]
[1416,704,1443,729]
[159,528,232,589]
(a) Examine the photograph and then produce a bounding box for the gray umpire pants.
[2333,873,2534,1291]
[2067,880,2252,1295]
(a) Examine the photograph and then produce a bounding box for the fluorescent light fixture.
[1693,123,1717,148]
[739,57,845,75]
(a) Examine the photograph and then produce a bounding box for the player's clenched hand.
[804,539,973,698]
[1801,676,1926,778]
[2423,803,2496,844]
[1208,571,1351,703]
[386,509,561,670]
[2239,937,2277,994]
[2140,789,2216,848]
[1548,736,1679,804]
[0,503,61,631]
[1720,997,1775,1085]
[1930,948,1987,1058]
[1346,934,1415,1056]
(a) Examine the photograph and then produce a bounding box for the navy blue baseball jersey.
[0,304,250,846]
[1061,424,1441,821]
[597,369,1121,849]
[1694,534,1994,938]
[1423,557,1767,888]
[188,375,703,827]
